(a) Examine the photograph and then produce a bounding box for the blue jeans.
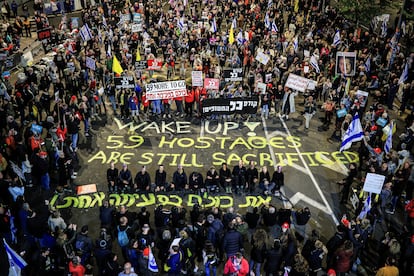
[153,100,161,114]
[109,95,117,112]
[205,261,217,276]
[249,260,262,276]
[41,173,50,190]
[71,133,79,149]
[84,118,90,133]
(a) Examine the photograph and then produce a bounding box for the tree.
[336,0,378,27]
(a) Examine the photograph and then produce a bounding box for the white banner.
[257,82,267,94]
[85,57,96,71]
[284,73,311,92]
[255,52,270,65]
[362,173,385,194]
[131,24,142,33]
[191,71,203,87]
[146,80,187,100]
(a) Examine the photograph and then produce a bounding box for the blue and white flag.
[384,121,393,153]
[332,30,341,46]
[364,56,371,73]
[358,194,372,220]
[381,19,387,38]
[148,247,159,272]
[79,24,93,41]
[268,0,273,8]
[4,239,27,276]
[264,13,271,30]
[236,31,245,45]
[178,17,185,32]
[183,0,188,6]
[310,55,320,73]
[271,21,278,33]
[231,18,237,30]
[340,114,364,152]
[107,44,111,57]
[293,36,298,52]
[398,62,409,85]
[211,17,217,33]
[158,15,163,26]
[102,16,107,28]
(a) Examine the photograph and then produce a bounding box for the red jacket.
[223,256,249,276]
[185,90,194,103]
[405,200,414,218]
[68,261,85,276]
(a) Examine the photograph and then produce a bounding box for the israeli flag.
[340,114,364,152]
[211,17,217,33]
[178,17,185,32]
[384,121,393,153]
[332,30,341,46]
[306,30,313,39]
[4,239,27,276]
[232,18,237,30]
[237,31,245,45]
[158,15,163,26]
[102,16,107,29]
[364,56,371,73]
[381,19,387,38]
[310,55,320,73]
[79,24,93,41]
[358,194,372,220]
[148,247,159,272]
[398,62,409,85]
[268,0,273,8]
[293,36,298,52]
[265,13,271,30]
[271,21,278,33]
[107,44,112,57]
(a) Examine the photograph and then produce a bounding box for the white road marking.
[200,120,204,137]
[319,153,349,175]
[289,192,331,214]
[277,115,339,225]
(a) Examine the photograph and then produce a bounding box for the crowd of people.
[0,0,414,275]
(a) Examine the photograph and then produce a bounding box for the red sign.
[204,78,220,90]
[37,28,52,40]
[147,59,163,70]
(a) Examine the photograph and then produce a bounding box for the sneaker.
[73,172,78,176]
[385,209,395,214]
[85,132,90,137]
[71,175,77,179]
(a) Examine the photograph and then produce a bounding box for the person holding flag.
[340,114,364,152]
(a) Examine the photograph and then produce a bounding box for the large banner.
[284,73,311,92]
[223,68,243,82]
[145,80,187,100]
[115,76,135,89]
[202,97,259,115]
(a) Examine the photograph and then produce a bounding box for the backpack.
[117,226,130,247]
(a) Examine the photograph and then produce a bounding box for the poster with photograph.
[336,52,357,77]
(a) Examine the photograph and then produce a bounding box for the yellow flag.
[229,27,234,44]
[294,0,299,13]
[112,55,123,74]
[136,46,141,62]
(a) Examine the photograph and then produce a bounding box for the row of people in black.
[106,160,285,196]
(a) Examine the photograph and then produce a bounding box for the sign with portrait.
[335,52,357,77]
